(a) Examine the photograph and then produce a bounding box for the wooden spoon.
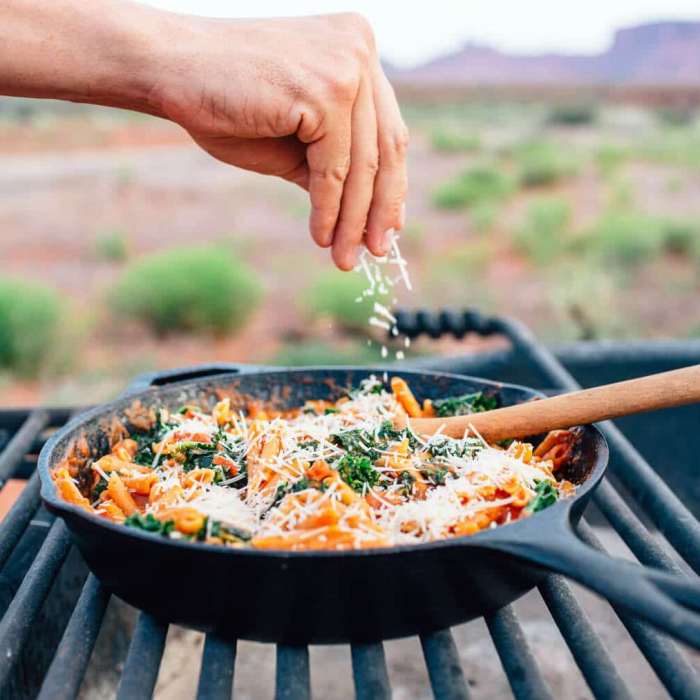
[401,364,700,441]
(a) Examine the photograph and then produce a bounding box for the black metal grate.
[0,311,699,699]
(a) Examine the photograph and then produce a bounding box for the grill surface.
[1,310,699,699]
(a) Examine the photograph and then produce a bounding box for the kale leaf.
[330,429,381,461]
[91,475,108,501]
[124,512,174,536]
[432,391,497,418]
[336,454,379,492]
[526,480,559,513]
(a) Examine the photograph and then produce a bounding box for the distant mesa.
[389,22,700,86]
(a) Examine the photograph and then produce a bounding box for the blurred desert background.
[2,19,700,407]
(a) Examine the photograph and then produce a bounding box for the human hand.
[151,12,409,270]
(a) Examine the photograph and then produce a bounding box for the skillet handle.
[123,363,263,395]
[486,524,700,648]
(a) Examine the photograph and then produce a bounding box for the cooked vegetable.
[432,391,498,417]
[53,376,575,551]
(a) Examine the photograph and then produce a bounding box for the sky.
[143,0,700,67]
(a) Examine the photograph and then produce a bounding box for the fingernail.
[380,228,393,256]
[398,202,406,229]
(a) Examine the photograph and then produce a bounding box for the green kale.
[330,429,380,461]
[176,441,218,471]
[432,391,498,418]
[131,409,178,467]
[336,454,379,492]
[526,480,559,513]
[298,439,320,451]
[92,475,108,500]
[271,477,311,508]
[324,407,340,415]
[399,470,415,495]
[209,519,252,543]
[421,466,448,485]
[427,436,483,460]
[124,512,175,536]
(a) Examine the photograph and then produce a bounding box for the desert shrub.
[659,220,700,256]
[273,341,382,366]
[514,197,572,263]
[607,178,636,210]
[305,271,387,332]
[637,131,700,170]
[431,127,481,153]
[470,202,499,234]
[578,212,665,267]
[111,246,261,335]
[0,279,63,376]
[595,144,629,177]
[655,107,696,128]
[547,104,597,126]
[579,213,700,266]
[514,141,579,187]
[547,262,627,341]
[95,230,129,262]
[432,166,513,210]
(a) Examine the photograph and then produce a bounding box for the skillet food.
[52,375,577,551]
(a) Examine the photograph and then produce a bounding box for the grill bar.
[484,605,554,700]
[491,315,700,572]
[351,643,391,700]
[0,469,41,569]
[537,573,632,699]
[0,519,71,689]
[275,645,311,700]
[419,629,471,700]
[0,409,49,487]
[4,315,700,698]
[577,521,700,699]
[115,613,168,700]
[36,574,110,700]
[196,635,237,700]
[603,422,700,573]
[593,479,684,574]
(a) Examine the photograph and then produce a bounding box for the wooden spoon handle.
[407,364,700,441]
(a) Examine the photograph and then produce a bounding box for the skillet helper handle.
[487,530,700,648]
[409,363,700,440]
[124,363,262,395]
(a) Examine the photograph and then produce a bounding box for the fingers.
[365,67,409,256]
[304,109,352,249]
[332,77,378,270]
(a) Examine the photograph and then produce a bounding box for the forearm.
[0,0,171,115]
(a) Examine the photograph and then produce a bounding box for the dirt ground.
[1,107,700,407]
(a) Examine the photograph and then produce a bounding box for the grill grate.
[1,311,699,699]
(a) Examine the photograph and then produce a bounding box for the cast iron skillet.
[38,365,700,646]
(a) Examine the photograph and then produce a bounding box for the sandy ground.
[2,115,700,407]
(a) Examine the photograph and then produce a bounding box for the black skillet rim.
[37,366,609,560]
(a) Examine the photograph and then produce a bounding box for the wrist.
[70,2,179,117]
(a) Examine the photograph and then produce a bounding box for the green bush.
[470,202,499,234]
[431,127,481,153]
[273,341,382,366]
[305,271,387,332]
[579,212,665,266]
[547,104,597,126]
[95,230,129,262]
[595,145,629,177]
[432,167,513,210]
[514,142,579,187]
[656,107,696,127]
[659,220,700,256]
[111,246,261,335]
[579,213,700,266]
[514,197,572,263]
[0,279,63,376]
